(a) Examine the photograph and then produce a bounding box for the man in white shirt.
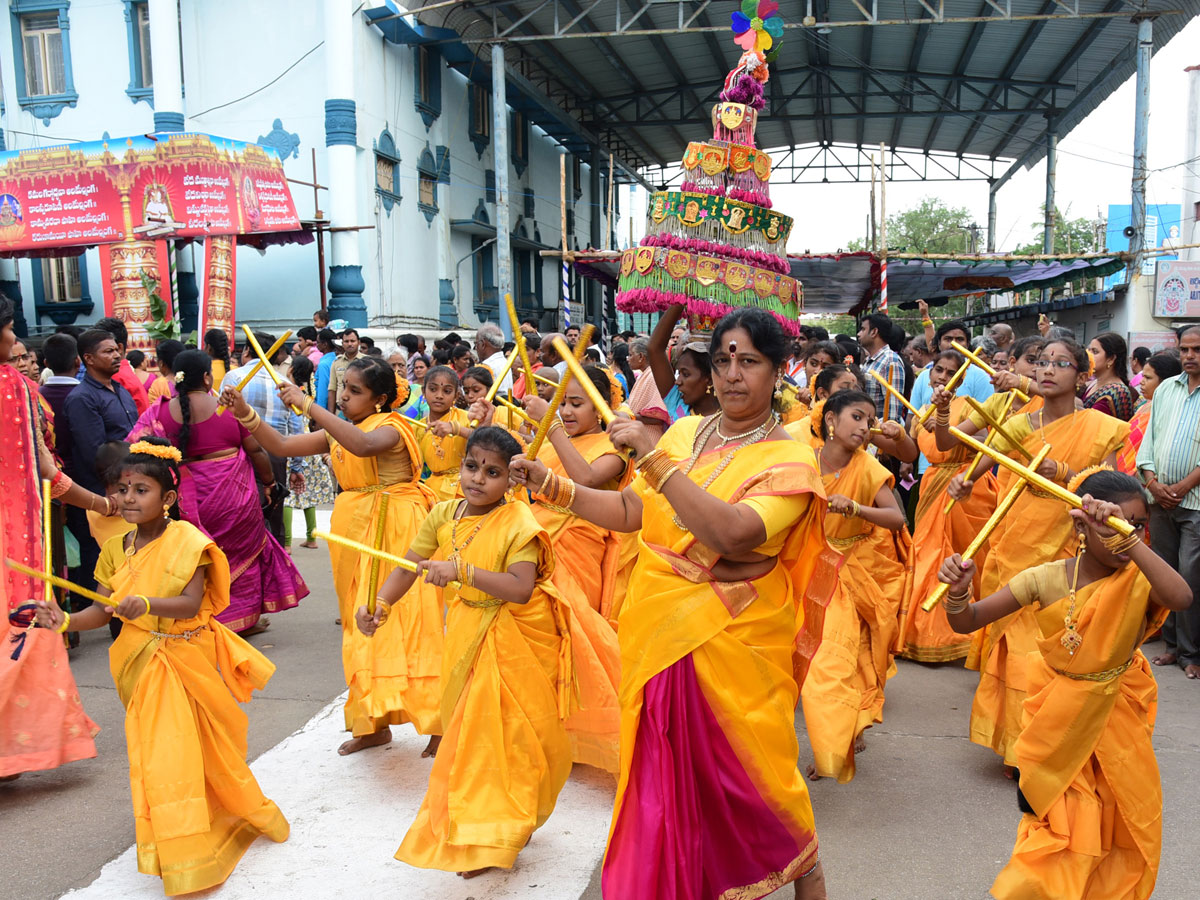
[474,322,513,394]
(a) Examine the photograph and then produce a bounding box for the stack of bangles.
[636,448,679,492]
[1018,374,1033,395]
[1053,461,1070,483]
[921,318,934,329]
[536,469,577,509]
[373,597,392,623]
[453,556,477,588]
[235,407,262,431]
[943,585,972,615]
[935,408,951,427]
[832,499,861,517]
[299,396,315,417]
[1100,530,1140,555]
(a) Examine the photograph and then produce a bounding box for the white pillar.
[492,44,512,333]
[148,0,184,132]
[1183,65,1200,260]
[323,0,366,326]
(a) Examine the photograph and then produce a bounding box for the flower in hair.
[1085,350,1095,379]
[175,371,186,384]
[129,441,183,463]
[1067,463,1112,495]
[810,398,827,438]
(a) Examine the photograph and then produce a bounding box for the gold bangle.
[636,448,667,471]
[54,608,71,633]
[943,591,971,615]
[466,563,476,588]
[850,500,861,517]
[374,597,392,624]
[539,469,554,496]
[137,594,151,617]
[300,396,315,416]
[1100,531,1140,555]
[236,409,261,430]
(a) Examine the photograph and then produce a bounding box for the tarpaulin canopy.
[0,132,306,258]
[571,250,1127,316]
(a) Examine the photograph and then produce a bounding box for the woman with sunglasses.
[938,338,1128,771]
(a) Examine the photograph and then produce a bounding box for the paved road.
[5,536,1198,899]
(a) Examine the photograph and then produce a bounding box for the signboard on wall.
[1128,330,1179,354]
[0,133,300,254]
[1105,203,1181,289]
[1153,259,1200,317]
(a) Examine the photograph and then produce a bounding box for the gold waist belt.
[346,484,390,493]
[828,533,868,549]
[148,624,209,641]
[1052,657,1133,682]
[929,461,962,470]
[461,595,507,609]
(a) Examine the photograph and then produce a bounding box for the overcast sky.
[622,16,1200,256]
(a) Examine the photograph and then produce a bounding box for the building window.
[572,155,583,201]
[413,45,441,129]
[523,188,535,220]
[373,128,401,214]
[43,256,81,302]
[511,111,528,177]
[468,82,490,156]
[484,169,496,205]
[122,0,153,104]
[10,1,78,122]
[416,145,439,225]
[473,235,496,318]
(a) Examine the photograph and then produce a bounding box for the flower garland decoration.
[129,440,183,463]
[1067,463,1113,495]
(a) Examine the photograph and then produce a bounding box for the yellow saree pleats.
[991,563,1168,900]
[102,521,287,896]
[971,411,1128,764]
[419,407,469,501]
[396,501,572,872]
[801,450,914,782]
[532,432,630,772]
[328,412,441,736]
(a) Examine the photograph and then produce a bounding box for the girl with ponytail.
[204,327,232,386]
[127,349,308,635]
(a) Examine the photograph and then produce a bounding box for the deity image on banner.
[241,175,261,230]
[0,193,26,244]
[142,184,177,226]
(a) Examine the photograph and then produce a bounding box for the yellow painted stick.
[469,345,522,428]
[962,397,1033,461]
[313,531,461,593]
[495,395,537,426]
[950,340,1030,403]
[867,369,923,419]
[241,325,303,414]
[945,391,1017,514]
[533,372,557,386]
[949,425,1135,535]
[504,293,536,392]
[6,558,114,608]
[42,479,52,605]
[551,336,634,458]
[916,360,970,425]
[526,325,593,459]
[922,444,1051,610]
[215,330,291,415]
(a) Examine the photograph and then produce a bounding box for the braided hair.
[172,349,212,456]
[204,328,231,371]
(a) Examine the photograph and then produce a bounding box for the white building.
[0,0,640,338]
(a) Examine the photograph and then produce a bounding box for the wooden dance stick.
[962,397,1032,460]
[918,360,970,426]
[533,372,557,386]
[495,395,537,426]
[922,444,1051,611]
[526,325,593,459]
[949,425,1135,536]
[950,341,1030,403]
[468,346,522,428]
[867,369,923,419]
[6,558,115,609]
[313,532,461,603]
[215,330,291,415]
[41,479,52,605]
[503,293,537,391]
[241,325,303,415]
[945,391,1017,515]
[550,337,635,458]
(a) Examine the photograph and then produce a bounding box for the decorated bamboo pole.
[313,531,461,595]
[41,479,52,606]
[922,444,1052,611]
[867,369,923,419]
[468,345,522,428]
[948,425,1136,535]
[950,340,1030,403]
[495,395,537,426]
[241,324,302,414]
[549,336,634,459]
[920,360,971,425]
[526,325,593,459]
[215,330,291,415]
[945,391,1017,514]
[962,397,1032,460]
[6,558,116,609]
[504,293,536,393]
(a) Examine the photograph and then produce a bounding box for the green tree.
[1012,205,1101,297]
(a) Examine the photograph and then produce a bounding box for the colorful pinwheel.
[731,0,783,53]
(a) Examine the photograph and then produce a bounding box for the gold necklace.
[1061,547,1084,655]
[672,412,779,529]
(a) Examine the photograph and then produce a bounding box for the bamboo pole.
[468,345,522,428]
[215,330,291,415]
[962,396,1032,460]
[950,340,1030,402]
[504,293,536,393]
[41,479,52,605]
[7,558,115,608]
[526,325,593,458]
[314,531,460,594]
[945,391,1016,514]
[922,444,1052,610]
[241,325,302,414]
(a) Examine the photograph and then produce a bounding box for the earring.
[375,402,382,412]
[162,502,171,520]
[774,378,784,402]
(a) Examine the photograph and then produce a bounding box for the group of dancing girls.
[16,301,1192,900]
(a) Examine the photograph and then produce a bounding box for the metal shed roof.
[404,0,1199,184]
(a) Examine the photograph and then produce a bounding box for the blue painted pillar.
[322,0,366,327]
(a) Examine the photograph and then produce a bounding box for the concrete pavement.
[4,524,1198,899]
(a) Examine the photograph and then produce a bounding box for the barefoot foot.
[241,617,271,637]
[794,861,828,900]
[1186,663,1200,680]
[805,763,822,782]
[301,540,319,549]
[1002,765,1016,780]
[854,733,867,754]
[1151,652,1177,666]
[421,735,442,758]
[338,728,392,756]
[457,867,496,879]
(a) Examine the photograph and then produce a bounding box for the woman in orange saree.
[942,338,1127,767]
[360,428,571,878]
[519,366,631,773]
[512,309,838,899]
[898,352,996,662]
[800,390,913,783]
[939,470,1190,900]
[222,357,441,755]
[35,440,288,895]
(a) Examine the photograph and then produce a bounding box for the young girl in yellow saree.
[942,339,1128,766]
[511,308,838,899]
[897,351,997,662]
[938,470,1190,900]
[420,366,471,501]
[222,357,441,756]
[518,365,632,773]
[35,438,288,896]
[358,427,571,879]
[801,390,913,783]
